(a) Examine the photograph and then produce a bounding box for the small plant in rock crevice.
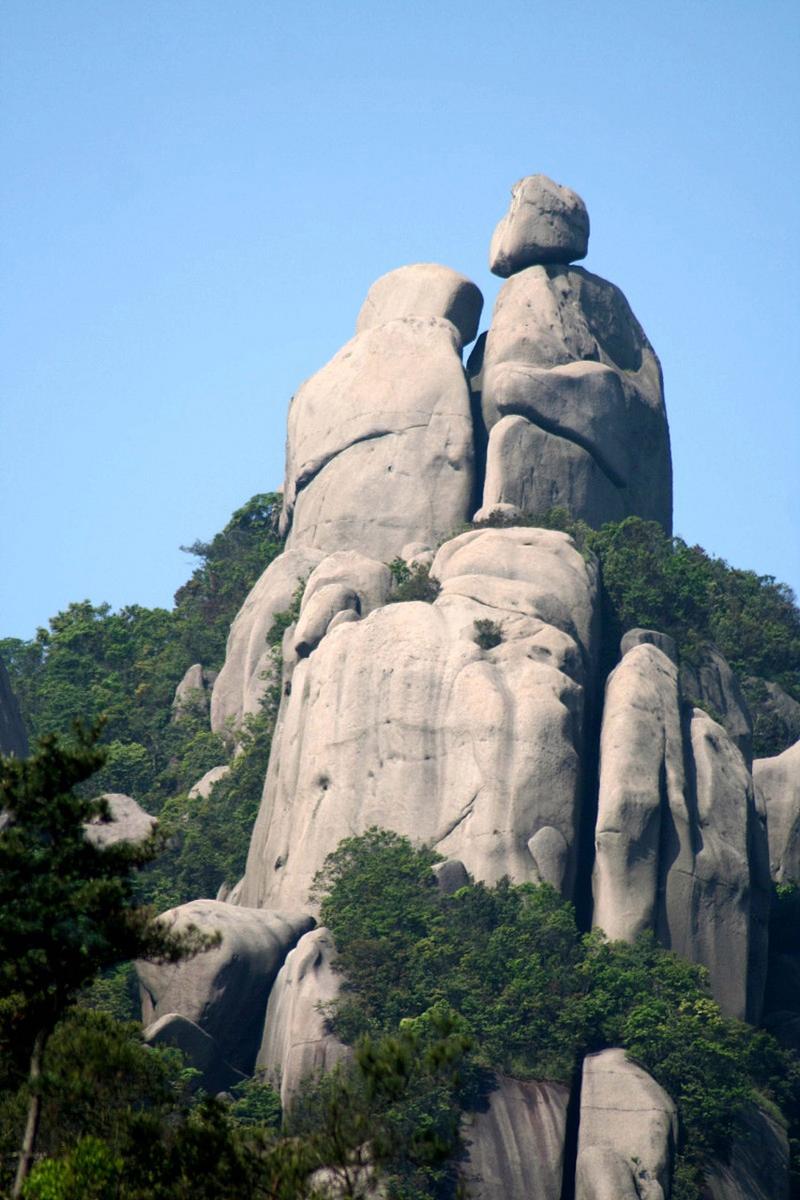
[473,619,502,650]
[387,560,441,604]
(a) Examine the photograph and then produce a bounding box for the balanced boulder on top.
[489,174,589,277]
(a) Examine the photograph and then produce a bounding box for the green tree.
[0,729,213,1196]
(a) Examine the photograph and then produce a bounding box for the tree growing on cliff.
[0,728,213,1196]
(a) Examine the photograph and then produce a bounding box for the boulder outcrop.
[144,1013,246,1094]
[489,174,589,276]
[592,642,768,1020]
[575,1049,677,1200]
[476,262,671,530]
[240,526,599,911]
[281,316,476,561]
[136,901,313,1074]
[159,174,787,1200]
[461,1075,569,1200]
[256,927,348,1108]
[680,643,753,763]
[84,793,156,848]
[172,663,217,723]
[754,738,800,884]
[210,546,325,733]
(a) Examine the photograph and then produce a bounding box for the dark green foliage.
[0,730,215,1195]
[741,675,797,758]
[0,729,210,1066]
[387,560,441,604]
[286,1008,471,1200]
[13,1007,469,1200]
[173,493,283,667]
[140,585,298,910]
[472,509,800,754]
[80,963,140,1024]
[473,619,502,650]
[0,494,284,809]
[0,603,188,761]
[265,579,306,649]
[144,696,278,911]
[580,516,800,698]
[228,1079,282,1131]
[314,831,799,1198]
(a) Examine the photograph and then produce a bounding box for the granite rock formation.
[754,738,800,885]
[137,901,313,1074]
[145,174,788,1198]
[255,927,348,1108]
[592,640,768,1020]
[84,793,156,848]
[474,261,672,530]
[489,175,589,276]
[239,526,599,912]
[576,1049,677,1200]
[462,1075,569,1200]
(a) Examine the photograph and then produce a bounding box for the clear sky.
[2,0,798,640]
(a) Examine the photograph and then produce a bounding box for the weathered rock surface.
[593,643,768,1020]
[619,627,678,665]
[137,901,313,1074]
[703,1103,790,1200]
[680,643,753,763]
[256,927,349,1109]
[356,263,483,349]
[479,264,671,531]
[240,527,599,911]
[593,644,685,943]
[432,859,470,894]
[144,1013,246,1094]
[489,175,589,276]
[85,793,156,848]
[754,738,800,884]
[172,663,216,722]
[280,317,475,561]
[210,546,325,733]
[293,552,392,658]
[0,657,27,757]
[188,764,230,801]
[678,708,768,1020]
[461,1074,569,1200]
[575,1049,677,1200]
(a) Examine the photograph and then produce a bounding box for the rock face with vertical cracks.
[476,264,672,530]
[239,526,599,912]
[256,927,349,1109]
[461,1075,570,1200]
[592,641,769,1021]
[136,901,313,1075]
[754,738,800,885]
[575,1049,677,1200]
[281,314,476,562]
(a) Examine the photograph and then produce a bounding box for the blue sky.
[2,0,799,639]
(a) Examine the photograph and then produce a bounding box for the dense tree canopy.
[314,829,800,1199]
